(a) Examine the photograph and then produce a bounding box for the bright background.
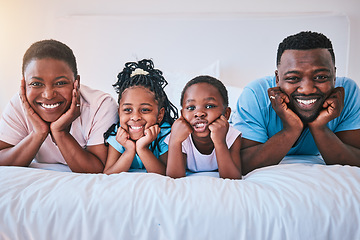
[0,0,359,113]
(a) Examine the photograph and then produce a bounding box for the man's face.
[275,49,336,123]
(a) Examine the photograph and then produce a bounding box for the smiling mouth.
[296,99,317,105]
[193,122,208,132]
[40,103,61,109]
[129,125,144,131]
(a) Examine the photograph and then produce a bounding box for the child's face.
[24,58,77,123]
[119,86,164,141]
[181,82,227,138]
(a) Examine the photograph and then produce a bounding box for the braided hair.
[104,59,178,152]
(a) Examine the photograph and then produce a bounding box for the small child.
[103,59,178,175]
[166,75,242,179]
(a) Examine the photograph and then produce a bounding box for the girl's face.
[119,86,164,141]
[181,82,229,138]
[24,58,77,123]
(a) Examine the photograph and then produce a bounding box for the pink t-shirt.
[0,84,118,165]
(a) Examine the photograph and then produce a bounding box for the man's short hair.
[276,31,335,66]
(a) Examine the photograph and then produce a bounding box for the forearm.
[214,143,241,179]
[137,147,166,175]
[166,142,186,178]
[241,129,301,174]
[104,150,135,174]
[0,132,46,166]
[52,131,105,173]
[310,126,360,166]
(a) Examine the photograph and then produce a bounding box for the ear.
[157,107,165,124]
[223,107,232,120]
[75,75,80,89]
[275,70,280,86]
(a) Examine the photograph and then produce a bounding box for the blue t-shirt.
[233,76,360,157]
[106,122,171,169]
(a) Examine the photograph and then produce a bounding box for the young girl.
[103,59,178,175]
[166,75,242,179]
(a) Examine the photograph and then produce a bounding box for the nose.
[194,109,206,118]
[42,86,56,99]
[297,77,317,95]
[131,111,141,121]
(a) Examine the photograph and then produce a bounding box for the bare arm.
[240,87,303,175]
[136,125,166,175]
[103,144,135,174]
[210,116,242,179]
[0,78,49,166]
[50,80,105,173]
[166,117,191,178]
[308,87,360,166]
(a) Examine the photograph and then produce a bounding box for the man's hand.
[268,87,303,130]
[309,87,345,129]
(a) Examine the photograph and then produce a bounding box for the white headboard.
[0,13,349,113]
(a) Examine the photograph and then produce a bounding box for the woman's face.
[24,58,76,123]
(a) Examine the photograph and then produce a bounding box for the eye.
[54,81,69,86]
[314,75,330,82]
[206,104,216,109]
[141,108,152,113]
[284,76,300,83]
[185,105,195,111]
[29,82,44,87]
[123,108,132,113]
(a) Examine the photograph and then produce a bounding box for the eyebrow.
[284,68,331,75]
[30,76,71,81]
[121,103,153,106]
[185,97,216,103]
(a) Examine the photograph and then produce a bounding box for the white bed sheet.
[0,163,359,240]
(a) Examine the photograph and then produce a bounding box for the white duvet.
[0,163,359,240]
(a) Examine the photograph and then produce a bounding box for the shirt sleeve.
[87,96,119,146]
[232,86,270,143]
[333,78,360,132]
[0,94,29,145]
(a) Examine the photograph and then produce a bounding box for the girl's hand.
[116,127,136,151]
[170,116,193,143]
[136,124,161,150]
[209,115,229,145]
[50,80,81,133]
[20,78,49,137]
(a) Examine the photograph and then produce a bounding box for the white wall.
[1,0,359,113]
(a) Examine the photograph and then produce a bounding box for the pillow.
[163,61,220,112]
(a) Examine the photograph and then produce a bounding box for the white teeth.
[41,103,60,109]
[130,126,143,130]
[297,99,317,105]
[195,123,205,128]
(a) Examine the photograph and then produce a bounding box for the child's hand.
[136,124,161,151]
[20,78,50,137]
[208,115,229,145]
[170,116,193,143]
[50,80,81,134]
[116,127,135,151]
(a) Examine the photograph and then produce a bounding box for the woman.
[0,39,118,173]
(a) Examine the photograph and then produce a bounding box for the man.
[233,31,360,174]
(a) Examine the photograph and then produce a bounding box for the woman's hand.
[50,80,81,133]
[20,78,49,139]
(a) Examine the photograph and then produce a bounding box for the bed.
[1,159,360,240]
